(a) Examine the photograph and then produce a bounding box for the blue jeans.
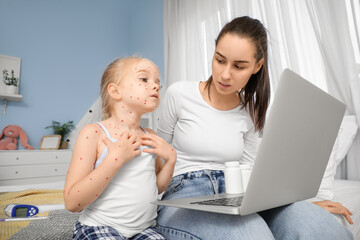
[157,170,353,240]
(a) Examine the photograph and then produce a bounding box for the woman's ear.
[107,83,122,100]
[252,58,264,74]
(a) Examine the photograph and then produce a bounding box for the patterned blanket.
[0,189,79,240]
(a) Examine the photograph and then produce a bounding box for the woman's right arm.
[64,125,141,212]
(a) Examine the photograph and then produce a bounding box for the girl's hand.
[102,131,142,164]
[312,200,353,225]
[140,133,176,163]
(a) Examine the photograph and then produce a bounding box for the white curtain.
[164,0,360,179]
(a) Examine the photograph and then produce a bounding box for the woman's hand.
[140,133,176,163]
[312,200,353,225]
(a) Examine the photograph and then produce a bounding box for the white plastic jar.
[224,161,244,194]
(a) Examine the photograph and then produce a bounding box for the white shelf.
[0,93,23,102]
[0,93,23,115]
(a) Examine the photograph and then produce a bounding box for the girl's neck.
[105,104,143,131]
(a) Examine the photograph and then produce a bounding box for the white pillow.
[316,115,358,200]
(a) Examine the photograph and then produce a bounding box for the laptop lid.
[239,68,345,215]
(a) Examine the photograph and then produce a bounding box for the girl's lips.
[151,94,159,99]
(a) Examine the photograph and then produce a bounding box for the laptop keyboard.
[190,196,244,207]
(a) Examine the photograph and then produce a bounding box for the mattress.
[333,179,360,239]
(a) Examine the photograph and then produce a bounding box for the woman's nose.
[221,65,231,80]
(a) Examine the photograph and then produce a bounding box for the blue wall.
[0,0,164,149]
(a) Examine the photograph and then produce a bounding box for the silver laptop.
[154,68,346,215]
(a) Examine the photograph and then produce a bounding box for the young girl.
[64,57,176,240]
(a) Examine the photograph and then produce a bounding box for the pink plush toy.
[0,125,35,150]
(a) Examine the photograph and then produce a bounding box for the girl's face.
[211,33,263,95]
[120,59,160,112]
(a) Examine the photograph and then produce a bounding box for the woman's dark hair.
[205,16,270,131]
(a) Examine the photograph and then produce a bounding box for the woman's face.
[211,33,263,95]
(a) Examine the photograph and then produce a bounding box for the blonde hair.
[100,57,143,120]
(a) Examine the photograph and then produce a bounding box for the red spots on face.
[115,158,118,161]
[96,194,99,197]
[139,84,141,86]
[121,120,124,122]
[77,190,80,192]
[115,133,118,135]
[106,177,109,180]
[86,136,89,139]
[130,96,133,99]
[78,204,81,206]
[67,171,69,174]
[90,178,93,181]
[122,106,125,109]
[146,88,148,90]
[80,157,83,160]
[137,97,140,100]
[95,130,98,133]
[130,112,132,114]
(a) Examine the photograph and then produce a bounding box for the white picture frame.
[0,54,21,94]
[39,135,62,150]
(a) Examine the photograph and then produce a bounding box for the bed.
[0,179,359,240]
[0,116,359,239]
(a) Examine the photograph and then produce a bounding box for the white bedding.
[0,180,65,193]
[333,179,360,239]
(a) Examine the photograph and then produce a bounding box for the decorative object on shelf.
[0,54,22,116]
[0,125,35,150]
[0,54,21,95]
[3,69,19,94]
[39,135,62,150]
[45,121,75,149]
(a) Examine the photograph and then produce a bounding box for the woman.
[156,16,353,239]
